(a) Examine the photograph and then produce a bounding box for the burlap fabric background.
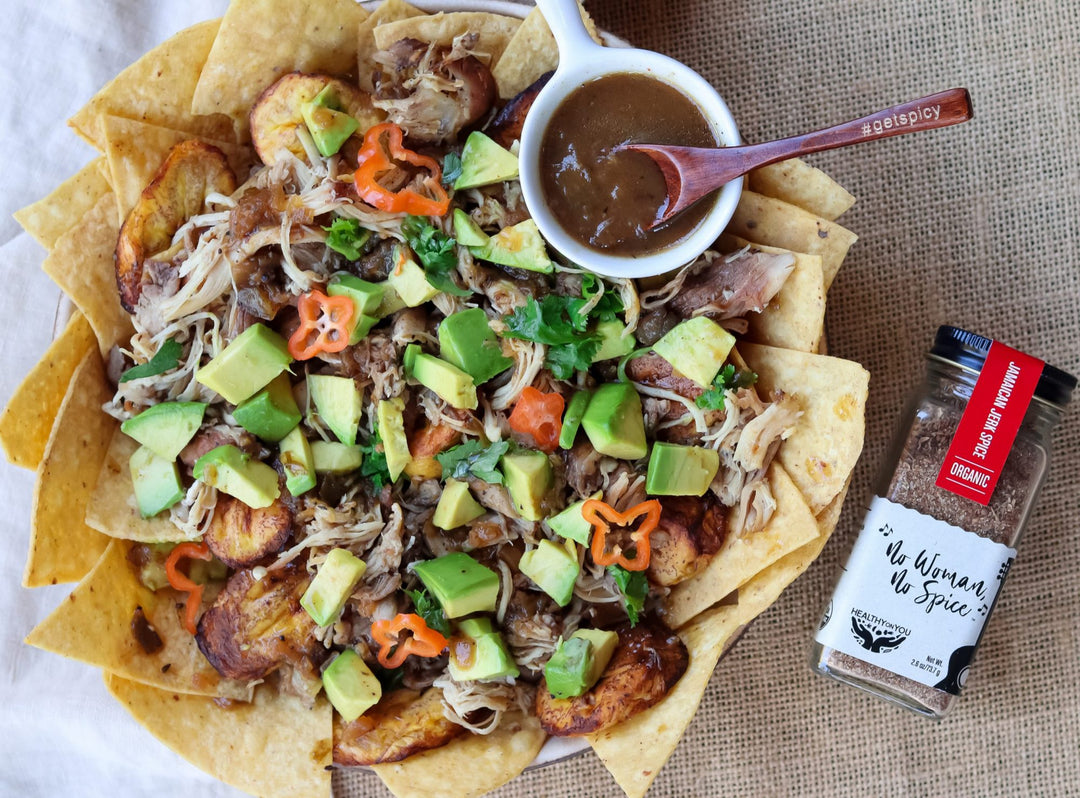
[337,1,1080,796]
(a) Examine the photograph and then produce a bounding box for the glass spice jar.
[810,326,1076,719]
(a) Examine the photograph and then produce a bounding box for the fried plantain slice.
[535,619,689,736]
[249,72,381,165]
[203,495,293,569]
[196,560,325,683]
[114,140,237,312]
[333,687,467,766]
[647,495,727,587]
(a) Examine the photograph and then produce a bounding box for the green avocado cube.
[543,628,619,698]
[448,617,520,682]
[432,478,486,530]
[278,425,316,496]
[311,440,364,473]
[580,382,647,460]
[519,539,579,607]
[438,308,513,385]
[469,219,553,274]
[453,131,519,190]
[129,445,185,518]
[195,323,292,405]
[301,548,367,627]
[193,444,280,509]
[328,272,385,344]
[121,401,207,460]
[645,442,721,496]
[308,374,362,445]
[591,320,637,363]
[501,449,553,521]
[558,390,591,450]
[376,398,411,482]
[322,649,382,722]
[652,316,736,388]
[233,374,301,442]
[404,344,478,410]
[387,245,440,307]
[301,84,359,158]
[451,208,489,247]
[413,552,499,618]
[547,491,601,546]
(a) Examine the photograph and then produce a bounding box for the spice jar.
[810,326,1076,719]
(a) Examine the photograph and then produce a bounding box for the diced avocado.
[135,544,173,591]
[438,308,513,385]
[413,552,499,618]
[308,374,362,445]
[322,649,382,722]
[129,445,185,518]
[278,425,316,496]
[453,131,519,190]
[301,84,359,157]
[186,555,228,586]
[387,245,440,307]
[404,344,478,410]
[121,401,207,460]
[374,284,407,318]
[193,444,280,509]
[501,449,554,521]
[470,219,554,274]
[375,398,411,482]
[448,617,520,682]
[451,208,489,247]
[519,539,579,607]
[432,478,486,530]
[558,390,591,450]
[311,440,364,473]
[195,323,292,405]
[591,320,636,363]
[547,491,601,546]
[652,316,736,388]
[645,442,721,496]
[581,382,647,460]
[300,547,367,626]
[328,272,386,343]
[233,374,301,442]
[544,628,619,698]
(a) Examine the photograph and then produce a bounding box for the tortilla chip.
[0,312,96,470]
[372,707,546,798]
[86,428,199,543]
[372,12,523,68]
[102,115,256,223]
[13,159,113,250]
[748,158,856,221]
[718,233,825,353]
[726,190,858,290]
[105,674,330,798]
[192,0,369,139]
[22,350,112,586]
[357,0,427,89]
[69,20,235,153]
[491,4,602,98]
[740,342,869,515]
[41,192,132,354]
[26,539,253,699]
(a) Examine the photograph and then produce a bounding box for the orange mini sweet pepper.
[371,613,449,669]
[582,498,662,571]
[288,289,355,360]
[165,541,213,635]
[353,122,450,216]
[507,387,565,453]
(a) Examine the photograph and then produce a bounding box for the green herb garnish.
[359,429,392,491]
[406,588,451,636]
[608,564,648,626]
[119,338,182,382]
[323,217,371,260]
[695,364,758,410]
[441,152,463,187]
[502,296,603,379]
[401,215,471,297]
[436,439,510,484]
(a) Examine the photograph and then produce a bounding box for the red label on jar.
[935,342,1043,505]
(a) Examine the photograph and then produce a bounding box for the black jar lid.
[931,326,1077,406]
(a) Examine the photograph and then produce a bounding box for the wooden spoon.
[622,88,973,227]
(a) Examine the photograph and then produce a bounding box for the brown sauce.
[538,73,718,256]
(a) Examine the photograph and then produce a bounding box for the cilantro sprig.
[324,217,371,260]
[436,439,510,484]
[406,588,451,636]
[441,152,463,187]
[695,364,758,410]
[608,564,648,626]
[359,430,392,491]
[401,215,471,297]
[119,338,182,383]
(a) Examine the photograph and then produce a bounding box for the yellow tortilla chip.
[26,539,253,700]
[0,312,96,470]
[105,674,330,798]
[372,12,523,67]
[740,342,869,514]
[726,190,858,290]
[491,4,602,98]
[748,158,856,221]
[86,428,199,543]
[663,463,821,628]
[13,159,113,250]
[192,0,369,139]
[372,707,546,798]
[69,19,234,153]
[42,192,133,354]
[357,0,427,89]
[23,350,112,587]
[102,115,255,223]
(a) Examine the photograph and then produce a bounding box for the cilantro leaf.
[119,338,182,382]
[503,295,616,379]
[580,273,623,322]
[545,340,600,380]
[695,364,758,410]
[436,439,510,484]
[323,217,371,260]
[608,564,648,626]
[407,588,451,636]
[442,152,463,187]
[401,215,471,297]
[359,430,392,491]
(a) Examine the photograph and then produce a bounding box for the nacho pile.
[6,2,868,797]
